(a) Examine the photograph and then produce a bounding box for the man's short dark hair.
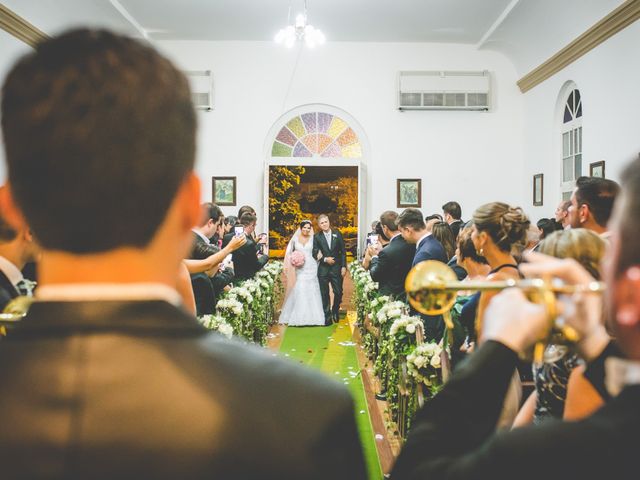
[425,214,443,223]
[396,208,426,231]
[575,176,620,227]
[442,201,462,220]
[239,213,257,227]
[201,202,223,226]
[1,29,195,253]
[379,210,398,232]
[0,217,18,243]
[617,156,640,276]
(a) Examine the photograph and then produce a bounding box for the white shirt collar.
[605,357,640,397]
[416,232,431,250]
[192,228,211,244]
[0,255,24,286]
[35,283,182,306]
[324,230,332,236]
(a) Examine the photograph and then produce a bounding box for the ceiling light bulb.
[295,13,306,29]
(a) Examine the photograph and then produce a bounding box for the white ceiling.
[4,0,515,43]
[2,0,627,76]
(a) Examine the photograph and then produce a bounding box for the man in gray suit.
[0,28,366,479]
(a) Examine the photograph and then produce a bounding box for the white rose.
[406,324,416,334]
[430,353,441,368]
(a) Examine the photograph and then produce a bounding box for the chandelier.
[274,3,326,48]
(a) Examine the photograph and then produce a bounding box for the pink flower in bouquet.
[290,250,305,268]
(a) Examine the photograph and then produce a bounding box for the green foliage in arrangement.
[348,261,445,439]
[199,262,284,346]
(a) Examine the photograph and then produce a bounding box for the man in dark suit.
[397,208,447,340]
[0,211,37,311]
[228,212,268,282]
[442,200,464,239]
[313,214,346,325]
[189,202,245,315]
[363,210,414,300]
[0,29,366,479]
[392,155,640,480]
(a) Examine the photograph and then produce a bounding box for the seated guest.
[229,212,269,281]
[190,203,245,313]
[442,201,464,239]
[524,223,541,253]
[513,228,606,427]
[375,221,390,248]
[537,217,561,241]
[431,221,456,262]
[397,208,447,340]
[392,156,640,479]
[0,211,38,310]
[555,199,571,229]
[471,202,530,427]
[449,224,490,362]
[424,213,443,233]
[223,215,237,234]
[0,29,365,479]
[568,176,620,239]
[367,211,415,299]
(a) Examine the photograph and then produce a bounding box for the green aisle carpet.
[278,320,383,480]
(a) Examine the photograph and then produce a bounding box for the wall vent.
[185,70,213,111]
[398,71,491,111]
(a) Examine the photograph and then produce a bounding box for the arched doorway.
[263,105,370,259]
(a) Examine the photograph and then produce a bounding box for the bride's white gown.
[279,238,325,326]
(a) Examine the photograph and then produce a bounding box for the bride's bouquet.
[290,250,305,268]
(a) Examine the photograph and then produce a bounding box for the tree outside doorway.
[268,165,358,259]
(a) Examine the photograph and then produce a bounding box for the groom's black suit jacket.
[392,340,637,480]
[0,300,367,479]
[313,230,346,276]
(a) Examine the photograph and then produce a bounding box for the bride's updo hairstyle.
[300,220,312,228]
[472,202,530,253]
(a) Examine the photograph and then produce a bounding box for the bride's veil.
[283,227,302,298]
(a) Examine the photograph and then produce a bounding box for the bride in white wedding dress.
[279,220,326,326]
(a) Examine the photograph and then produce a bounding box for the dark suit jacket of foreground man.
[391,340,637,480]
[0,300,367,479]
[369,234,415,299]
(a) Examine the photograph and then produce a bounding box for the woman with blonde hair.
[513,228,606,426]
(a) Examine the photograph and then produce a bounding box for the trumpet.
[404,261,605,362]
[0,296,33,333]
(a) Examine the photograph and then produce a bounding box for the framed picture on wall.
[397,179,422,208]
[212,176,237,206]
[590,161,605,178]
[533,173,543,206]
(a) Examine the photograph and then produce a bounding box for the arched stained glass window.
[271,112,362,158]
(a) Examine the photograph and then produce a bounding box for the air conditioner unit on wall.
[185,70,213,111]
[398,70,491,111]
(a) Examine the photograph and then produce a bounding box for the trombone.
[404,261,605,363]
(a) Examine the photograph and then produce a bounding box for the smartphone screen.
[367,234,378,246]
[234,226,244,237]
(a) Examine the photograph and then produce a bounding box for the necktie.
[325,232,331,249]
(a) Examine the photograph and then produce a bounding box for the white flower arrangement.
[375,301,408,325]
[216,297,244,317]
[406,341,445,386]
[389,315,423,337]
[199,314,234,339]
[228,286,254,305]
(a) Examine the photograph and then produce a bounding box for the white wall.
[520,21,640,219]
[0,30,32,183]
[156,40,525,230]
